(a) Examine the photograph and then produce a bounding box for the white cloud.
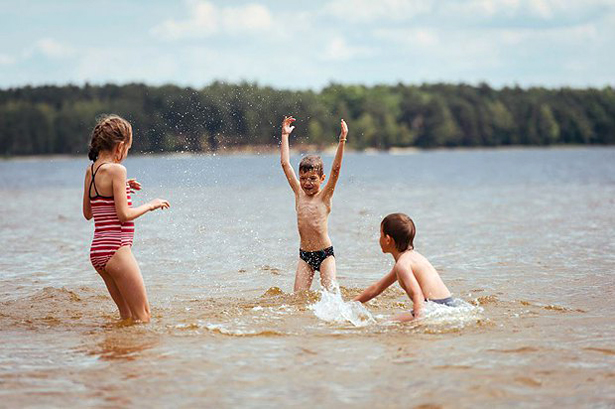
[6,38,76,64]
[1,1,613,89]
[224,4,272,33]
[493,22,599,47]
[323,0,614,28]
[151,0,273,40]
[445,0,519,19]
[0,53,16,65]
[373,28,440,48]
[443,0,614,23]
[523,0,613,19]
[33,38,75,59]
[322,36,373,61]
[151,1,218,39]
[411,29,439,47]
[74,46,180,84]
[372,18,605,81]
[324,0,432,22]
[529,0,554,19]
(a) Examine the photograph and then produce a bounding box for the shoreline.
[1,143,611,161]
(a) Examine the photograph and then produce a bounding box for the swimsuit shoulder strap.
[89,162,112,199]
[92,162,109,176]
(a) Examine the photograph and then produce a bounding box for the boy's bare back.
[395,250,450,301]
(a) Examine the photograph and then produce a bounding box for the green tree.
[536,104,560,145]
[354,113,377,150]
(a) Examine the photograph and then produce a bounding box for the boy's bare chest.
[295,197,331,219]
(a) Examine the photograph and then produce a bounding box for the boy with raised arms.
[280,116,348,292]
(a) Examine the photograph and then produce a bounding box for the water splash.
[309,284,375,327]
[418,299,484,331]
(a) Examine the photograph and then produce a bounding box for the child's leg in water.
[104,246,151,322]
[392,312,414,322]
[319,256,337,292]
[96,268,132,320]
[294,259,315,292]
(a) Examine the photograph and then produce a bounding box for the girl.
[82,115,169,323]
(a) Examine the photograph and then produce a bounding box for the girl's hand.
[149,198,170,211]
[127,179,142,193]
[339,119,348,141]
[282,116,296,136]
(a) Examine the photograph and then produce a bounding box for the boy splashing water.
[280,116,348,292]
[354,213,453,321]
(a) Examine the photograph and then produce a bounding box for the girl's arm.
[322,119,348,198]
[111,165,169,222]
[354,267,397,303]
[280,116,300,194]
[396,266,425,319]
[82,170,92,220]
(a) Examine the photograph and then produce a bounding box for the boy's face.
[299,170,326,196]
[379,226,394,253]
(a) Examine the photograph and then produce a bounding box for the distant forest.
[1,82,614,156]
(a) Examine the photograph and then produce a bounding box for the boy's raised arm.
[354,268,397,303]
[322,119,348,197]
[280,116,300,194]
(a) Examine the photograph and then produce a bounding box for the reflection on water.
[91,328,160,362]
[1,148,614,407]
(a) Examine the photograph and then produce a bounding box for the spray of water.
[417,299,484,330]
[309,281,483,330]
[309,283,376,327]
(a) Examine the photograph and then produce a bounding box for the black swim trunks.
[428,297,456,307]
[299,246,334,271]
[411,297,457,316]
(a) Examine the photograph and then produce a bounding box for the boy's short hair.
[299,155,324,176]
[381,213,416,252]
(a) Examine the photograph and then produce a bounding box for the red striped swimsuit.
[89,163,135,270]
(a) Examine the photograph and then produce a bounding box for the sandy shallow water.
[1,148,614,407]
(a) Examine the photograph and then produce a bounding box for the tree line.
[1,82,613,156]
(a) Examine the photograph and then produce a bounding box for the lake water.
[1,148,614,407]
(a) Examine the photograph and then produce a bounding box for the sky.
[1,0,614,90]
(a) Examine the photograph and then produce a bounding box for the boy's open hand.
[340,119,348,141]
[282,116,296,136]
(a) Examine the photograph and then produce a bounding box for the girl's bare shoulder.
[103,163,127,176]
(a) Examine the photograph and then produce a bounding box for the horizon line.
[2,79,614,93]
